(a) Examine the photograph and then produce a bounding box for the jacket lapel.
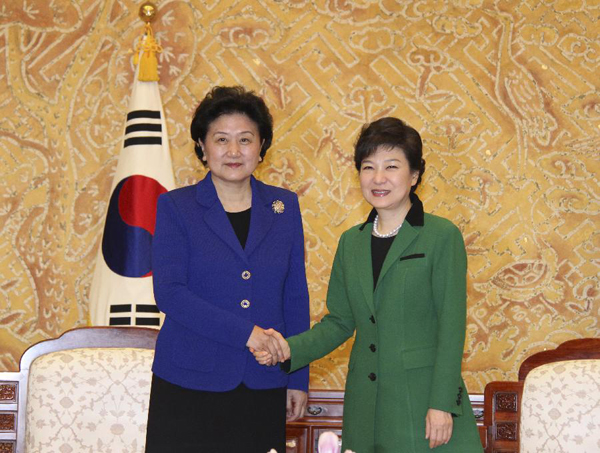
[354,224,376,317]
[375,222,419,289]
[244,177,274,257]
[196,173,248,264]
[358,193,425,310]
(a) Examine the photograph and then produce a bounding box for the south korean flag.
[89,49,175,327]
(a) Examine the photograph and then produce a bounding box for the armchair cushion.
[520,359,600,453]
[24,347,154,453]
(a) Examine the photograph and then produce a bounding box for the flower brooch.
[271,200,285,214]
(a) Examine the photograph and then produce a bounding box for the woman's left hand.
[286,389,308,421]
[425,408,453,449]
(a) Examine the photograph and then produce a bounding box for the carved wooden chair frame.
[0,326,158,453]
[483,338,600,453]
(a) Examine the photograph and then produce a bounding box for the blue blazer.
[151,172,310,392]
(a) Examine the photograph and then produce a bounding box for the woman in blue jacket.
[145,86,310,453]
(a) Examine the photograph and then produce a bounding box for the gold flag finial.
[139,2,157,23]
[133,2,162,81]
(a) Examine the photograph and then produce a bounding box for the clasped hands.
[246,326,290,366]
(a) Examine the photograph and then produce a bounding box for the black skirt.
[145,374,287,453]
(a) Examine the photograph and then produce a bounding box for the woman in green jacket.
[254,117,483,453]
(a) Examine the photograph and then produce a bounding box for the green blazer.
[287,194,483,453]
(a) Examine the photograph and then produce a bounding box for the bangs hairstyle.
[190,86,274,165]
[354,117,426,193]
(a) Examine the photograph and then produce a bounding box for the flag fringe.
[134,23,162,82]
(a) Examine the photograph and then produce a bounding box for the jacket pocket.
[172,330,217,372]
[397,253,428,270]
[402,346,436,369]
[399,253,425,261]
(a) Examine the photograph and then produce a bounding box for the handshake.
[246,325,291,366]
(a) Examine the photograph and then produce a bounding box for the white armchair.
[520,359,600,453]
[0,327,158,453]
[483,338,600,453]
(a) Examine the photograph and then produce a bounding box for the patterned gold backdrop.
[0,0,598,393]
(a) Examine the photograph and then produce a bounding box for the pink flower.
[318,431,340,453]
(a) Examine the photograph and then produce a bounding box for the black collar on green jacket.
[359,192,425,231]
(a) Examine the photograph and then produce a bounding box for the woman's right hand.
[247,327,290,365]
[246,326,289,364]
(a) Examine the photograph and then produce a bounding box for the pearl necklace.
[373,215,402,238]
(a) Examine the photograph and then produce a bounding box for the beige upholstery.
[23,347,154,453]
[0,327,158,453]
[22,347,153,452]
[520,359,600,453]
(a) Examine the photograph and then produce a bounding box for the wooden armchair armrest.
[483,380,523,453]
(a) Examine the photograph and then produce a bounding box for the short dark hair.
[354,117,426,193]
[190,86,274,165]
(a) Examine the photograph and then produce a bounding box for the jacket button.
[368,372,377,381]
[240,299,250,309]
[242,270,251,280]
[370,315,375,324]
[369,344,376,352]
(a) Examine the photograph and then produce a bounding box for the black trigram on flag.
[110,304,161,326]
[124,110,163,148]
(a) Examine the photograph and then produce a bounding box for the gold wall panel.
[0,0,598,393]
